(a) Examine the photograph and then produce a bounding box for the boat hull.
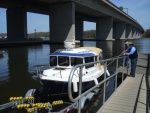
[36,75,104,97]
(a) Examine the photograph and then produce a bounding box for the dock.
[97,54,149,113]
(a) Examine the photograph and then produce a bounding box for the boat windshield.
[50,56,57,66]
[50,56,70,66]
[50,56,83,67]
[71,57,83,66]
[58,56,69,66]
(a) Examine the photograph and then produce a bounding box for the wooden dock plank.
[97,74,145,113]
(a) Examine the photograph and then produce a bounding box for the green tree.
[142,29,150,37]
[83,30,96,38]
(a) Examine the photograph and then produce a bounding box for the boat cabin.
[49,47,103,69]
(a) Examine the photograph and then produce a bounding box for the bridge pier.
[136,28,141,38]
[132,26,136,38]
[113,22,126,40]
[50,2,75,43]
[138,29,142,38]
[75,18,83,40]
[96,17,113,40]
[7,7,27,41]
[126,24,132,39]
[135,28,139,38]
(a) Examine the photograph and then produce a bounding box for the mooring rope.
[106,52,123,67]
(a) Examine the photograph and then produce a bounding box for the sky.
[0,0,150,33]
[110,0,150,30]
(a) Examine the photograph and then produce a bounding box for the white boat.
[35,47,108,96]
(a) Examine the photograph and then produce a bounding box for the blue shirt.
[126,46,130,51]
[126,46,136,56]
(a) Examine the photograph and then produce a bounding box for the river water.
[0,38,150,112]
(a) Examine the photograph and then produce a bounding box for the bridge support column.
[96,17,113,40]
[140,31,142,38]
[50,2,75,43]
[137,29,141,38]
[113,22,126,40]
[136,28,139,38]
[126,24,132,39]
[7,7,27,41]
[75,18,83,40]
[132,26,136,38]
[137,29,140,38]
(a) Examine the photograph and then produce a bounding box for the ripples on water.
[133,38,150,54]
[0,51,9,84]
[0,38,149,112]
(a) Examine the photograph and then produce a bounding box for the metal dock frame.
[68,56,127,113]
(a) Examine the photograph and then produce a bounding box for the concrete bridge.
[0,0,144,42]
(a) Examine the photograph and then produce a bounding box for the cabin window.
[71,57,83,66]
[50,56,57,66]
[85,57,94,68]
[58,56,69,66]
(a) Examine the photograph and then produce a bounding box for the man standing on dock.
[123,42,138,77]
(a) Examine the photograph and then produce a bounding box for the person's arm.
[126,47,136,55]
[122,50,127,53]
[122,46,130,54]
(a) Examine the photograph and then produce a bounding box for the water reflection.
[113,40,125,56]
[96,41,113,58]
[0,47,41,104]
[0,50,9,84]
[28,45,50,73]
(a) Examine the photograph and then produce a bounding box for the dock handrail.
[68,56,127,112]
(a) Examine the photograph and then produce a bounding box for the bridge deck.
[97,74,146,113]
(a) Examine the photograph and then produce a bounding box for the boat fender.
[94,78,98,85]
[86,92,94,101]
[106,70,110,76]
[73,82,78,92]
[75,96,86,109]
[25,89,36,97]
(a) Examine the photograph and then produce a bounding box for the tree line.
[27,29,150,38]
[27,30,96,38]
[0,29,150,38]
[142,29,150,37]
